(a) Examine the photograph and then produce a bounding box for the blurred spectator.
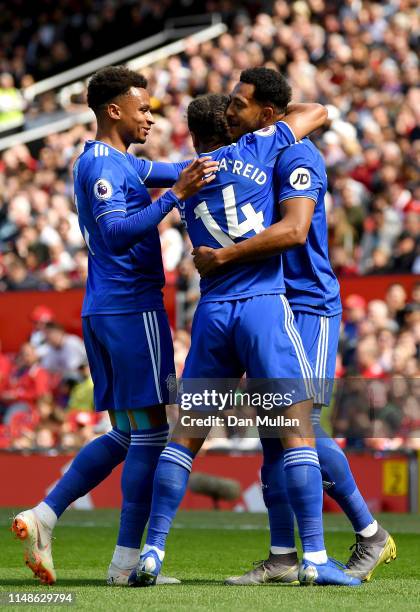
[367,300,397,333]
[67,362,94,412]
[3,254,42,290]
[0,341,12,395]
[176,256,201,327]
[360,200,402,274]
[341,294,367,365]
[386,282,408,328]
[29,304,55,357]
[0,343,51,422]
[41,322,86,376]
[160,214,184,272]
[0,72,24,130]
[356,335,384,379]
[173,329,191,377]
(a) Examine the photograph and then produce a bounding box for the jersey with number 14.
[179,121,296,301]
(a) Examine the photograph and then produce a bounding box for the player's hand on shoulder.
[172,157,218,200]
[192,246,226,277]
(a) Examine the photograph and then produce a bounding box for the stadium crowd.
[0,0,418,450]
[0,0,237,83]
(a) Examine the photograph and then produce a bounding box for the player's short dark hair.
[240,67,292,113]
[87,66,147,112]
[187,94,231,148]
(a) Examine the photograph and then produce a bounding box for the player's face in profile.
[118,87,154,144]
[226,82,265,141]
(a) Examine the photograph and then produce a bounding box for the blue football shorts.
[82,310,175,411]
[182,294,316,405]
[293,311,341,406]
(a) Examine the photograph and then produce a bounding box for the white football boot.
[12,509,56,585]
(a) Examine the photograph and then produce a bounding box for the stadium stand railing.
[0,17,226,151]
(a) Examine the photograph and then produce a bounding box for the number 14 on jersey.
[194,185,265,247]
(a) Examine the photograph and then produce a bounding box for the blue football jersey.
[179,121,296,301]
[275,139,342,316]
[73,140,182,316]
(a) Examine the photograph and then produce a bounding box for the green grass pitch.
[1,509,419,611]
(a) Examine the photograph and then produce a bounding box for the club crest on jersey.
[94,178,113,200]
[254,125,276,137]
[289,167,311,190]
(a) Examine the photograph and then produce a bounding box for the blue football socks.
[312,409,374,533]
[145,442,195,551]
[260,437,295,550]
[260,410,375,551]
[283,447,325,556]
[44,428,130,517]
[116,425,169,549]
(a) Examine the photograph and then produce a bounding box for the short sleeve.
[237,121,296,168]
[276,143,325,204]
[83,156,127,222]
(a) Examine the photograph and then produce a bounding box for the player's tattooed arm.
[192,197,315,276]
[282,103,328,141]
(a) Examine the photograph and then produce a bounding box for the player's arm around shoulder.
[192,144,321,276]
[277,140,325,205]
[192,196,315,276]
[238,104,327,168]
[282,102,328,142]
[93,156,218,256]
[127,153,190,187]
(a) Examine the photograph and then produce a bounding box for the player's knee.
[280,435,315,449]
[112,410,131,433]
[281,399,315,440]
[170,435,203,455]
[128,407,167,429]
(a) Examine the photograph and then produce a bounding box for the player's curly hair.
[240,68,291,113]
[187,94,231,148]
[87,66,147,112]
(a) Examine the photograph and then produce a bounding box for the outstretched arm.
[192,198,315,276]
[98,158,217,255]
[144,160,190,187]
[127,154,190,187]
[239,104,328,166]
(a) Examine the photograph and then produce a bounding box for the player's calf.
[128,431,208,587]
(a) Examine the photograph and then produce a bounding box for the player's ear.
[261,105,275,124]
[107,103,121,121]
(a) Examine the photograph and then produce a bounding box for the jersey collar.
[85,140,126,156]
[199,145,228,156]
